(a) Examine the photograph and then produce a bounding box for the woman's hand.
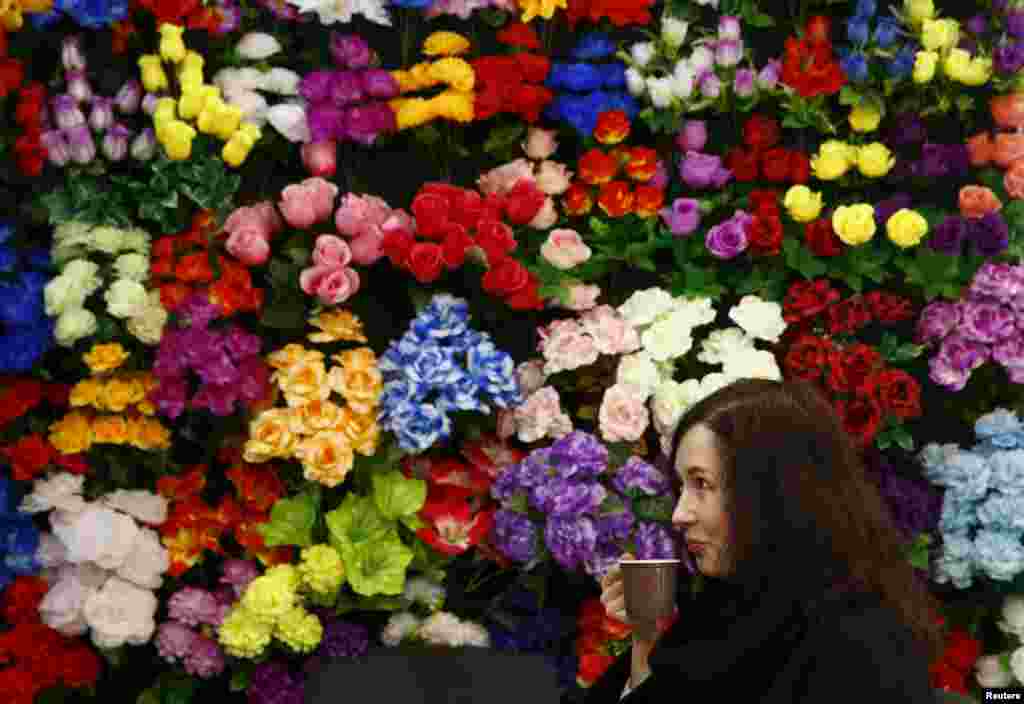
[598,553,631,625]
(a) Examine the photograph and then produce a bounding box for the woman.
[586,378,943,704]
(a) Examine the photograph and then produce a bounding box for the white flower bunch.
[380,610,490,648]
[284,0,390,26]
[973,594,1024,689]
[24,473,170,649]
[44,221,166,347]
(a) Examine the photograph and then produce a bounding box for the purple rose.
[549,430,609,479]
[970,262,1023,303]
[647,159,670,189]
[331,71,365,107]
[916,301,961,343]
[330,33,372,70]
[660,197,701,236]
[544,515,598,570]
[680,151,732,189]
[612,457,670,496]
[928,215,967,255]
[300,71,335,103]
[362,69,400,99]
[705,211,750,259]
[969,212,1010,257]
[493,509,539,563]
[960,301,1017,343]
[634,522,677,560]
[676,120,707,152]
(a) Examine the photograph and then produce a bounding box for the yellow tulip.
[222,132,256,167]
[178,90,206,121]
[178,68,204,94]
[158,23,187,63]
[162,120,196,161]
[237,122,262,142]
[138,55,168,93]
[181,50,205,74]
[912,50,938,83]
[849,102,881,133]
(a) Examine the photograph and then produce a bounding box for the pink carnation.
[279,177,339,228]
[538,319,599,374]
[513,386,573,443]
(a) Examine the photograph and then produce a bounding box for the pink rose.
[335,193,392,237]
[540,229,592,270]
[279,178,338,228]
[224,201,280,239]
[538,319,600,374]
[312,234,353,267]
[350,230,386,265]
[528,197,558,229]
[515,359,548,396]
[523,128,558,160]
[477,159,535,196]
[598,383,650,442]
[563,284,601,311]
[225,228,271,265]
[535,161,573,196]
[300,264,360,304]
[513,386,572,443]
[1006,160,1024,200]
[301,140,337,177]
[305,177,339,222]
[580,305,641,355]
[381,209,416,236]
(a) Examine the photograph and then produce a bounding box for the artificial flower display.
[389,33,476,131]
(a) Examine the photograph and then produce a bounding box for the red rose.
[825,297,872,335]
[743,115,781,150]
[510,84,554,123]
[783,279,840,323]
[864,291,914,324]
[381,229,415,268]
[747,214,783,256]
[804,219,843,257]
[496,22,542,49]
[929,661,967,694]
[475,219,517,262]
[943,630,982,673]
[3,434,57,481]
[14,136,45,177]
[0,58,24,98]
[482,256,529,296]
[515,53,551,84]
[408,242,445,283]
[835,396,882,446]
[827,344,883,394]
[578,148,619,185]
[449,189,486,231]
[506,275,545,310]
[0,577,48,624]
[440,224,475,269]
[503,179,546,224]
[411,191,450,238]
[788,151,811,183]
[578,653,617,685]
[869,369,922,420]
[725,147,761,182]
[58,643,102,688]
[748,189,780,216]
[759,147,793,182]
[805,15,832,43]
[784,335,834,382]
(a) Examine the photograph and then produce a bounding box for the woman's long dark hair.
[668,378,945,661]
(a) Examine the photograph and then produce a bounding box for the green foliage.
[259,489,321,548]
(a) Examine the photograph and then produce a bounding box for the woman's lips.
[687,542,706,554]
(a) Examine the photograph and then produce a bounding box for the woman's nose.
[671,496,695,528]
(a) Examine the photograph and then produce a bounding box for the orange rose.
[244,408,299,462]
[624,147,658,182]
[296,399,344,434]
[329,350,383,415]
[597,181,634,218]
[633,185,665,217]
[267,344,323,371]
[1005,160,1024,200]
[334,406,380,456]
[276,358,331,406]
[69,378,104,408]
[991,93,1024,130]
[83,343,129,374]
[593,110,631,145]
[130,415,172,450]
[578,149,619,185]
[100,376,146,413]
[92,415,130,445]
[563,182,593,216]
[966,132,995,166]
[994,132,1024,169]
[958,185,1003,219]
[296,431,354,488]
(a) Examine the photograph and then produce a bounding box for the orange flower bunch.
[150,210,264,315]
[967,95,1024,200]
[563,111,665,219]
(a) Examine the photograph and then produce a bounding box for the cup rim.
[618,559,682,565]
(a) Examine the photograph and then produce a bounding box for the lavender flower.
[155,622,198,662]
[970,262,1024,303]
[66,70,92,104]
[596,511,635,543]
[715,39,743,67]
[757,60,781,89]
[493,509,539,563]
[141,93,160,115]
[41,130,71,167]
[544,515,598,570]
[102,123,131,161]
[960,301,1017,344]
[677,120,707,152]
[995,41,1024,74]
[88,97,115,132]
[66,126,96,164]
[612,457,670,496]
[680,151,732,189]
[916,301,960,343]
[698,71,723,98]
[733,68,756,96]
[221,559,260,596]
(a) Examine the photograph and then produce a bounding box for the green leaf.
[258,490,320,547]
[326,494,396,553]
[976,167,1005,194]
[259,297,307,330]
[372,470,427,521]
[401,514,426,532]
[483,124,526,156]
[631,495,675,522]
[877,333,925,365]
[137,689,161,704]
[905,533,932,571]
[161,675,197,704]
[340,535,414,596]
[782,237,827,280]
[229,668,251,693]
[838,85,861,106]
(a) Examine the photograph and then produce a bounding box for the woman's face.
[671,423,732,578]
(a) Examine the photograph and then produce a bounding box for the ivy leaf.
[258,489,320,547]
[484,124,526,157]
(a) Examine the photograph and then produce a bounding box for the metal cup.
[619,559,681,641]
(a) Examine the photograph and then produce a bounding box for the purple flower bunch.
[42,36,153,167]
[969,2,1024,75]
[881,115,972,183]
[150,293,270,419]
[250,661,305,704]
[300,33,398,146]
[928,212,1009,257]
[490,431,677,578]
[155,585,235,679]
[917,261,1024,391]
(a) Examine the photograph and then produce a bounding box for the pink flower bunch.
[223,202,284,266]
[279,177,340,229]
[538,305,640,375]
[300,235,360,305]
[334,193,415,265]
[425,0,516,20]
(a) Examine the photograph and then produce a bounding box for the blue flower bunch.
[837,0,918,82]
[490,432,676,578]
[378,294,521,453]
[0,477,41,592]
[919,408,1024,588]
[0,221,54,374]
[30,0,130,29]
[544,33,639,137]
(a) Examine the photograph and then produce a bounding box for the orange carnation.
[633,185,665,217]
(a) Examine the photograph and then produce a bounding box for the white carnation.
[116,527,170,590]
[54,504,140,569]
[616,352,661,399]
[698,327,755,365]
[36,531,68,568]
[651,378,704,438]
[618,288,677,328]
[418,612,487,647]
[722,348,781,380]
[625,68,646,96]
[630,42,655,68]
[127,290,168,346]
[40,570,103,636]
[113,253,150,281]
[102,489,169,525]
[89,226,125,255]
[105,278,149,318]
[670,296,717,330]
[646,76,674,108]
[700,372,734,397]
[662,16,689,48]
[728,295,787,342]
[44,275,88,316]
[55,308,98,347]
[82,576,158,649]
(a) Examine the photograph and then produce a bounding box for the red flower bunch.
[132,0,233,33]
[150,211,264,315]
[0,377,71,435]
[783,279,914,333]
[402,456,495,556]
[746,189,784,256]
[575,598,633,687]
[565,0,653,28]
[929,627,981,695]
[473,25,553,124]
[780,16,846,98]
[383,182,544,310]
[12,82,47,177]
[1,434,86,481]
[725,115,810,185]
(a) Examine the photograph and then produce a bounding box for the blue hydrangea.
[407,346,460,387]
[938,493,979,535]
[0,229,54,374]
[492,509,539,564]
[466,340,520,406]
[547,63,604,93]
[570,33,616,60]
[989,450,1024,493]
[385,402,451,453]
[976,409,1024,444]
[933,532,975,589]
[974,529,1024,582]
[976,493,1024,533]
[924,450,992,500]
[598,64,627,89]
[436,372,484,414]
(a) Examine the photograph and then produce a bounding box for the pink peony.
[540,229,591,270]
[523,127,558,160]
[580,305,641,355]
[312,234,353,268]
[599,383,650,442]
[477,159,535,196]
[223,201,282,265]
[534,161,572,195]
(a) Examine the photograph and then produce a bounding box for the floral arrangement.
[389,32,476,131]
[574,596,632,687]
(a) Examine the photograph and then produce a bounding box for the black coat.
[582,577,938,704]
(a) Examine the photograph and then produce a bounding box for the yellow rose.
[831,204,877,246]
[960,57,992,87]
[431,91,475,123]
[70,378,104,408]
[100,376,146,413]
[429,58,475,93]
[244,409,300,462]
[903,0,934,26]
[334,407,380,457]
[886,208,929,248]
[849,102,881,132]
[91,415,130,445]
[128,415,171,450]
[296,432,354,488]
[423,31,471,57]
[921,18,959,51]
[811,140,854,181]
[295,399,344,434]
[943,48,972,82]
[158,23,187,63]
[308,309,367,344]
[83,343,129,374]
[267,344,323,371]
[912,50,938,83]
[856,143,895,178]
[783,185,824,223]
[277,359,331,407]
[138,55,168,93]
[162,120,196,161]
[49,410,93,454]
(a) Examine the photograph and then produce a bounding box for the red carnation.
[747,214,783,256]
[0,57,24,98]
[2,434,57,481]
[496,22,541,49]
[783,335,834,382]
[382,228,414,269]
[869,369,922,420]
[514,53,551,84]
[825,297,873,335]
[827,344,883,394]
[781,37,846,98]
[864,291,914,324]
[509,83,554,123]
[834,395,882,446]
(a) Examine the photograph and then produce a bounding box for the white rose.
[630,42,655,68]
[55,308,98,347]
[999,595,1024,638]
[671,60,696,99]
[83,576,158,649]
[105,278,149,318]
[641,316,693,362]
[616,352,661,399]
[619,288,677,327]
[662,16,689,48]
[20,472,86,514]
[651,378,704,437]
[267,103,310,142]
[646,76,675,108]
[116,527,170,589]
[102,489,169,525]
[976,654,1015,689]
[120,228,151,255]
[262,67,302,95]
[236,32,282,60]
[670,296,717,330]
[700,372,735,397]
[214,67,266,95]
[113,253,150,281]
[44,275,88,316]
[90,226,125,254]
[728,295,787,342]
[625,68,646,96]
[698,327,755,365]
[722,348,781,380]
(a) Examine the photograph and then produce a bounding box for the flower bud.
[138,56,169,93]
[61,35,87,73]
[114,79,142,114]
[718,15,742,40]
[661,16,689,48]
[757,60,781,89]
[733,67,755,97]
[52,94,85,131]
[66,70,93,104]
[158,23,187,63]
[141,93,160,115]
[89,96,115,132]
[130,128,157,161]
[714,39,743,67]
[66,125,96,165]
[102,123,132,161]
[301,140,337,177]
[41,130,71,167]
[698,71,722,98]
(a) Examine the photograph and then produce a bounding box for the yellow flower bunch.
[72,343,158,415]
[811,141,894,180]
[307,309,368,344]
[138,23,263,166]
[390,35,476,131]
[907,11,991,87]
[243,325,383,487]
[48,409,171,454]
[0,0,52,32]
[518,0,566,22]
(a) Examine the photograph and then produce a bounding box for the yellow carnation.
[219,606,273,659]
[223,131,256,168]
[267,344,323,371]
[299,545,346,595]
[275,606,323,654]
[431,91,475,123]
[242,571,298,623]
[519,0,566,22]
[886,208,929,248]
[277,358,331,407]
[295,399,344,434]
[391,98,435,130]
[49,410,93,455]
[423,31,471,57]
[831,204,877,246]
[83,343,129,374]
[855,143,895,178]
[783,185,824,223]
[90,415,130,445]
[99,376,146,413]
[429,58,475,93]
[161,120,196,161]
[128,416,171,450]
[334,407,380,457]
